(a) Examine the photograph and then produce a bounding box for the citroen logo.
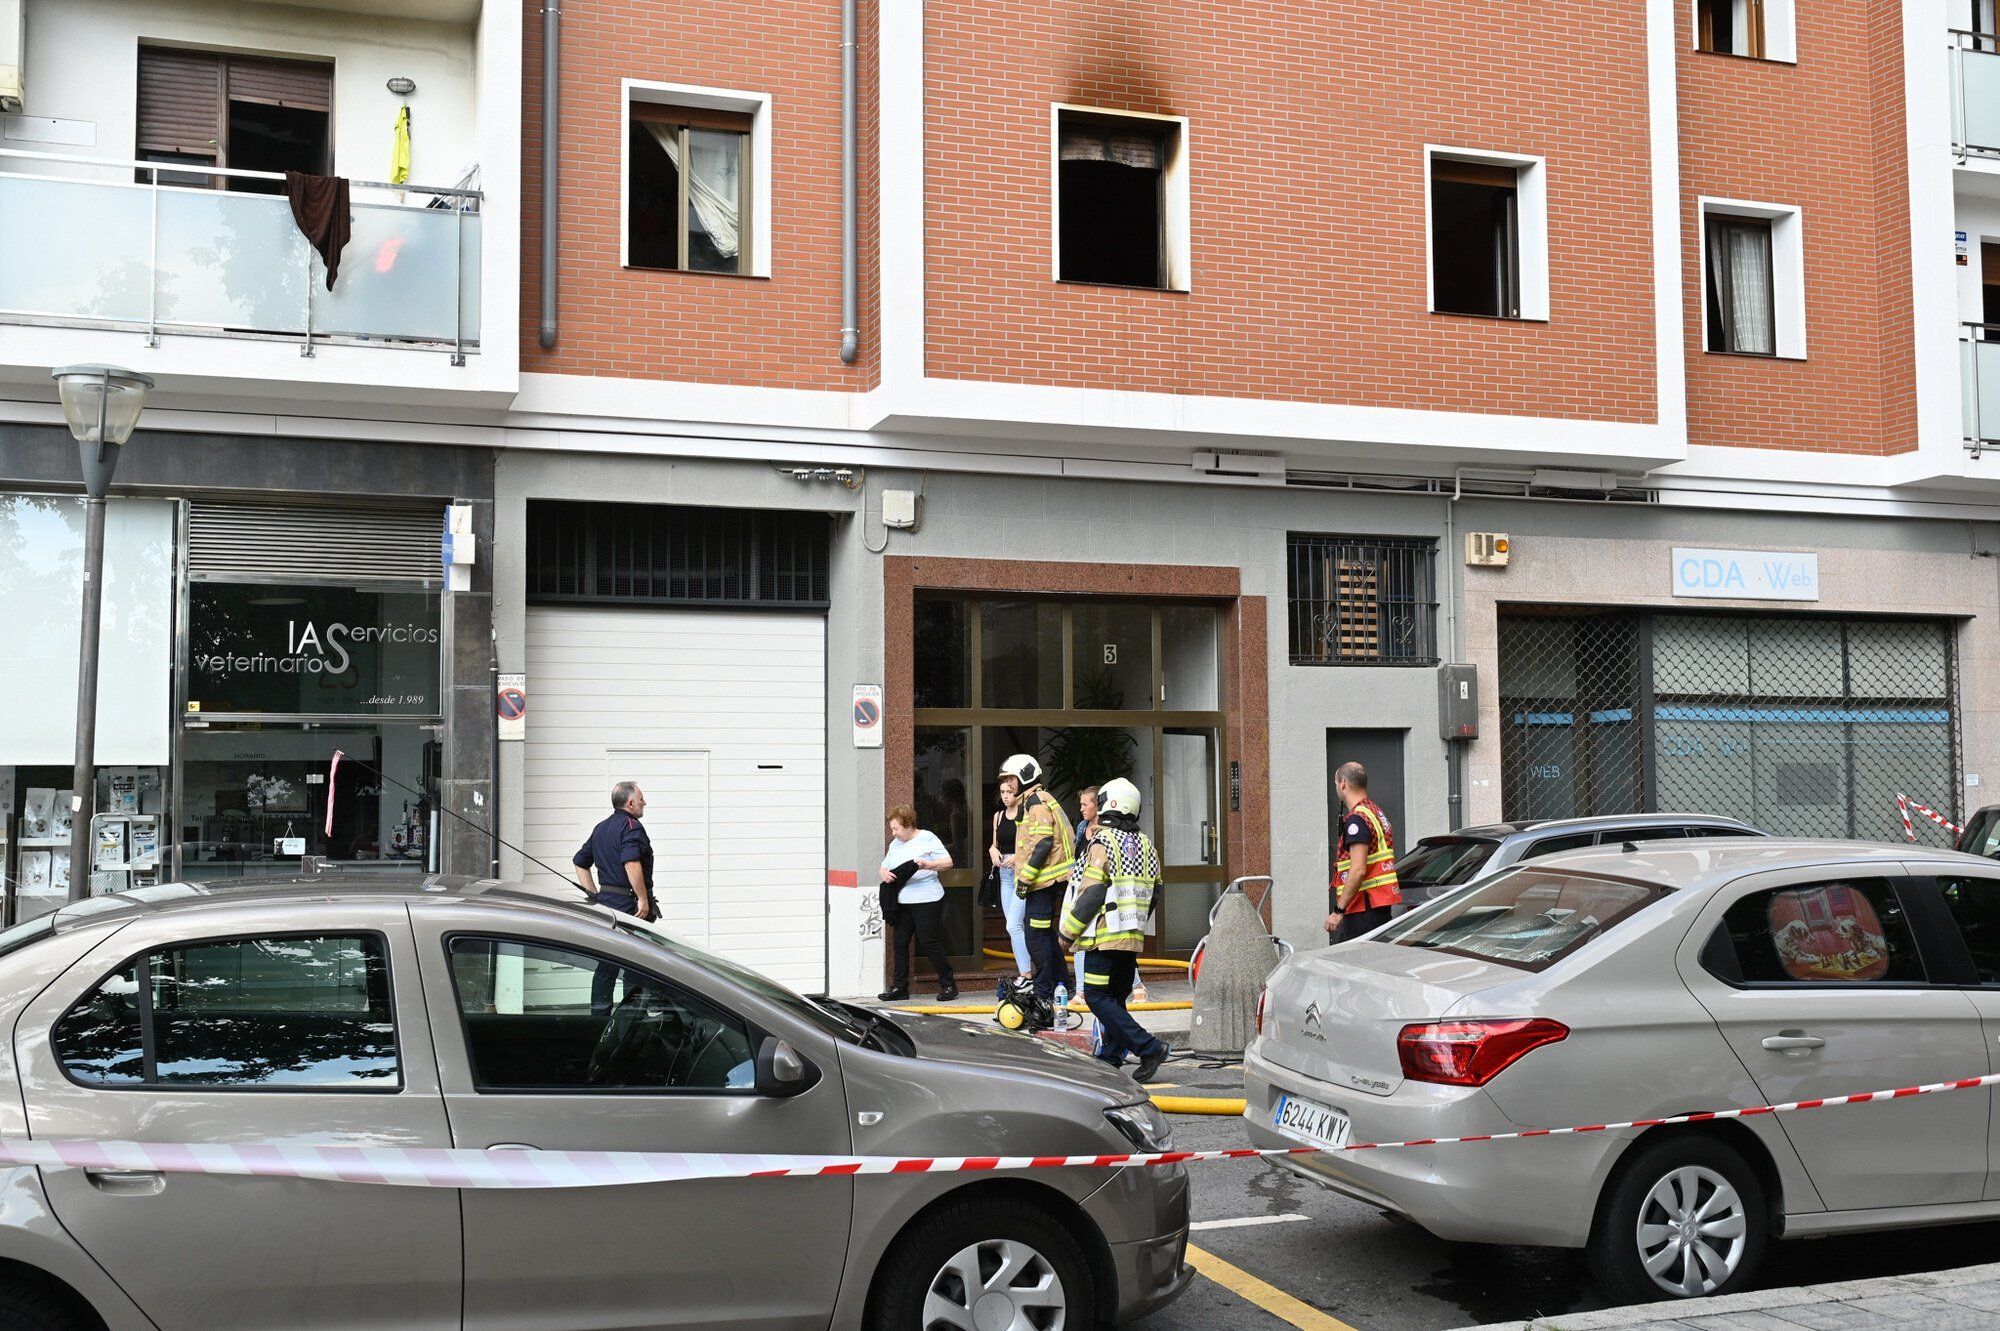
[1302,1002,1326,1041]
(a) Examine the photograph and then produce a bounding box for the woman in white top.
[879,804,956,1001]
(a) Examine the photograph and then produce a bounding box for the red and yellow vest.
[1337,798,1402,912]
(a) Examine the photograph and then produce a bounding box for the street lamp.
[51,365,154,902]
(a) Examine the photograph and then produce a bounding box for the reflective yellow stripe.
[1028,917,1052,928]
[1082,972,1113,985]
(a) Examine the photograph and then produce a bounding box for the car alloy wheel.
[924,1237,1067,1331]
[1634,1164,1749,1297]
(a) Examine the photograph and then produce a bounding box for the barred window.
[1286,535,1439,666]
[526,501,829,609]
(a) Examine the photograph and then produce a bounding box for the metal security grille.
[526,501,830,608]
[1287,535,1438,666]
[1499,610,1962,845]
[188,500,444,582]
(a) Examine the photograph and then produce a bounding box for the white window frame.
[1699,197,1807,360]
[1050,104,1192,292]
[1423,145,1550,322]
[621,79,773,278]
[1691,0,1797,64]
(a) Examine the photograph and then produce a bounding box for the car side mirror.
[754,1037,814,1098]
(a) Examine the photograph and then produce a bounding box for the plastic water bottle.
[1053,983,1069,1026]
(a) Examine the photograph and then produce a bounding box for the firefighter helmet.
[1098,777,1142,819]
[997,753,1043,789]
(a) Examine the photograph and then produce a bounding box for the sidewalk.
[886,968,1195,1048]
[1455,1261,2000,1331]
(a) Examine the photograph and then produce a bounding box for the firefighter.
[1000,753,1074,1026]
[1325,760,1403,942]
[1060,777,1168,1083]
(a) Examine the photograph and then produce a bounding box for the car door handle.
[84,1168,165,1196]
[488,1143,539,1152]
[1761,1033,1826,1052]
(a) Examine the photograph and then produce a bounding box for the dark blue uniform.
[575,811,654,1012]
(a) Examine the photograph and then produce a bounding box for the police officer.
[1324,761,1402,942]
[1060,777,1169,1084]
[573,780,656,1013]
[1000,753,1074,1024]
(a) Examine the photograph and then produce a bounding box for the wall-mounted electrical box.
[881,490,920,530]
[1439,663,1478,741]
[1465,532,1511,567]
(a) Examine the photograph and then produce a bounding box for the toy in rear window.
[1769,884,1889,982]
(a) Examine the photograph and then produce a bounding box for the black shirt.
[574,811,654,892]
[996,811,1017,856]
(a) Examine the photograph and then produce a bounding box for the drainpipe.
[837,0,859,364]
[537,1,561,350]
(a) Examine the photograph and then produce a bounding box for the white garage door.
[524,606,827,989]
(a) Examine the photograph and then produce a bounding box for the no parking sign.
[852,685,882,749]
[497,673,527,741]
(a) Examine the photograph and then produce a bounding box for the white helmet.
[1098,777,1142,819]
[997,753,1043,788]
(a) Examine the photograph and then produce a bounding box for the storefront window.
[1071,604,1152,710]
[186,582,441,716]
[179,723,438,879]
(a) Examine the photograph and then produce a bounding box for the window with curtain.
[627,106,752,274]
[1697,0,1766,57]
[1057,111,1172,288]
[1705,215,1776,356]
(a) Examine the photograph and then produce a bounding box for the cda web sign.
[1670,547,1819,602]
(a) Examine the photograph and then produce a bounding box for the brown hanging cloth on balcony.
[284,171,353,289]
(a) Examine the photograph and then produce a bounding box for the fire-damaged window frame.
[621,79,772,278]
[1051,104,1192,292]
[1285,535,1440,667]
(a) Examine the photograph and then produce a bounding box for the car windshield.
[1397,838,1499,889]
[1374,867,1669,972]
[612,915,879,1046]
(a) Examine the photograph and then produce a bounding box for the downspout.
[537,1,561,350]
[837,0,859,364]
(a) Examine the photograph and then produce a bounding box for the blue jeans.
[591,887,639,1014]
[1083,950,1165,1067]
[998,867,1031,971]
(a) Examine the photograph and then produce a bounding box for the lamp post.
[51,365,154,902]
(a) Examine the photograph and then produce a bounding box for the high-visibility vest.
[1062,827,1159,952]
[1013,787,1076,908]
[1338,799,1402,911]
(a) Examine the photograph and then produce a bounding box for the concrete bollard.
[1190,885,1282,1057]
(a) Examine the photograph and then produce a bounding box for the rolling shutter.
[226,55,332,111]
[188,500,443,582]
[136,46,222,157]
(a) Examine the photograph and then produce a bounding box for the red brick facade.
[920,0,1661,422]
[1678,2,1916,455]
[519,0,878,389]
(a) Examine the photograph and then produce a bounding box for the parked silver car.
[0,877,1189,1330]
[1395,812,1767,905]
[1246,839,2000,1303]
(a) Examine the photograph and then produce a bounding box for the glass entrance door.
[1161,728,1223,950]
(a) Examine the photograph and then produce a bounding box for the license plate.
[1271,1093,1351,1150]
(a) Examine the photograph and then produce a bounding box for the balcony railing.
[1962,324,2000,454]
[0,149,481,363]
[1952,30,2000,159]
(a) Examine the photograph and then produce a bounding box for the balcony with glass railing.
[1952,30,2000,159]
[0,150,481,363]
[1962,325,2000,454]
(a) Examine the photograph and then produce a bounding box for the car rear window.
[1374,868,1670,972]
[1397,838,1498,890]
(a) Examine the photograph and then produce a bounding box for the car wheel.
[1588,1134,1767,1304]
[873,1194,1095,1331]
[0,1278,90,1331]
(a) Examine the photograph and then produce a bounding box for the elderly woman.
[879,804,956,1002]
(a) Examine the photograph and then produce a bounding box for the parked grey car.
[1246,840,2000,1303]
[1395,812,1767,905]
[0,877,1189,1330]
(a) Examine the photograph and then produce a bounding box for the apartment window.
[1701,199,1805,358]
[1286,535,1439,667]
[623,83,770,277]
[1055,107,1190,291]
[136,46,333,191]
[1695,0,1797,62]
[1427,149,1549,321]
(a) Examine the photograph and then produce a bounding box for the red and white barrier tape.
[1896,793,1962,842]
[5,1071,1998,1189]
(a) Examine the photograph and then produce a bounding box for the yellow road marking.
[1186,1244,1362,1331]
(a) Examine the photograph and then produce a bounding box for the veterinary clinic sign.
[188,582,442,715]
[1670,548,1819,603]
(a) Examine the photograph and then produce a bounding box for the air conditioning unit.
[1465,532,1511,567]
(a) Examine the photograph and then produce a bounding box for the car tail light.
[1396,1018,1569,1087]
[1254,984,1269,1036]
